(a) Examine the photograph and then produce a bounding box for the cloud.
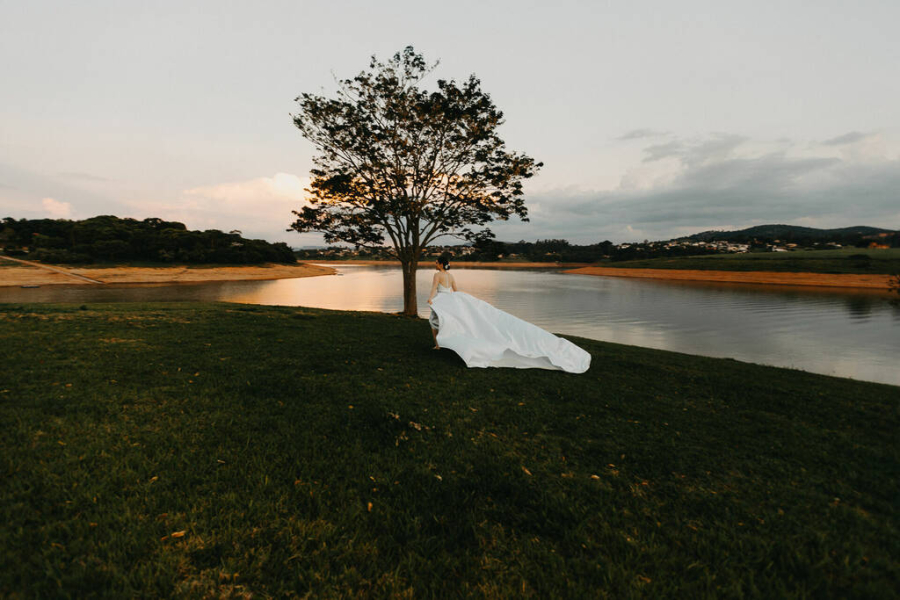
[822,131,870,146]
[124,172,315,243]
[57,172,111,183]
[491,132,900,244]
[642,141,684,162]
[42,197,72,218]
[182,172,308,208]
[819,131,891,163]
[643,133,748,166]
[617,129,669,141]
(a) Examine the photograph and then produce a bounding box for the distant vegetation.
[603,248,900,275]
[0,216,296,265]
[682,224,897,244]
[296,224,899,265]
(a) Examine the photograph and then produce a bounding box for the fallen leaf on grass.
[171,530,186,538]
[521,467,532,476]
[148,476,158,483]
[367,502,373,512]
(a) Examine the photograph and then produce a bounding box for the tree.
[288,47,541,316]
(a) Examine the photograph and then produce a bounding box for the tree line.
[464,232,898,261]
[295,239,727,263]
[690,230,900,248]
[296,230,899,265]
[0,216,296,264]
[466,239,726,262]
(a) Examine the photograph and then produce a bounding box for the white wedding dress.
[429,281,591,374]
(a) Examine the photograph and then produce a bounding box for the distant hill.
[1,215,297,264]
[680,224,896,243]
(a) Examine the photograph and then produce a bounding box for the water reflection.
[1,264,898,386]
[844,296,874,320]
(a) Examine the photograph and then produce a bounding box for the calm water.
[3,264,899,387]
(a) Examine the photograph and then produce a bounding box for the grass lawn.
[605,248,900,274]
[1,303,897,597]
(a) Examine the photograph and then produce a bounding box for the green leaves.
[289,47,541,253]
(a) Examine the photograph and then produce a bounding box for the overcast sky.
[1,0,898,245]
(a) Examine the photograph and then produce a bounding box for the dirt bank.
[315,260,589,268]
[0,259,336,287]
[564,266,895,290]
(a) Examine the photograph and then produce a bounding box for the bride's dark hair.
[437,254,451,270]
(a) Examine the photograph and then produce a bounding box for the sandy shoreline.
[0,260,336,287]
[564,266,895,290]
[1,256,892,290]
[313,260,590,268]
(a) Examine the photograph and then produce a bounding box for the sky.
[1,0,898,245]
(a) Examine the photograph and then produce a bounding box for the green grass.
[1,303,897,598]
[605,248,900,274]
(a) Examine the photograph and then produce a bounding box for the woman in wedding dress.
[427,255,591,374]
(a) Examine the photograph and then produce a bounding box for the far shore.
[1,256,894,290]
[311,259,590,268]
[565,266,895,290]
[0,258,336,287]
[310,259,896,290]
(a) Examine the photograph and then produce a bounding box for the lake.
[3,264,899,387]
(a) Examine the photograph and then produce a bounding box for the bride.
[426,255,591,374]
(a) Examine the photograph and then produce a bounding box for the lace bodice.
[436,275,453,293]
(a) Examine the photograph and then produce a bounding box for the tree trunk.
[400,258,418,316]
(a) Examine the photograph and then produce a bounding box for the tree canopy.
[289,47,541,314]
[1,215,296,265]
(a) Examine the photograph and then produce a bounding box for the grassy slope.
[604,248,900,274]
[0,303,897,598]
